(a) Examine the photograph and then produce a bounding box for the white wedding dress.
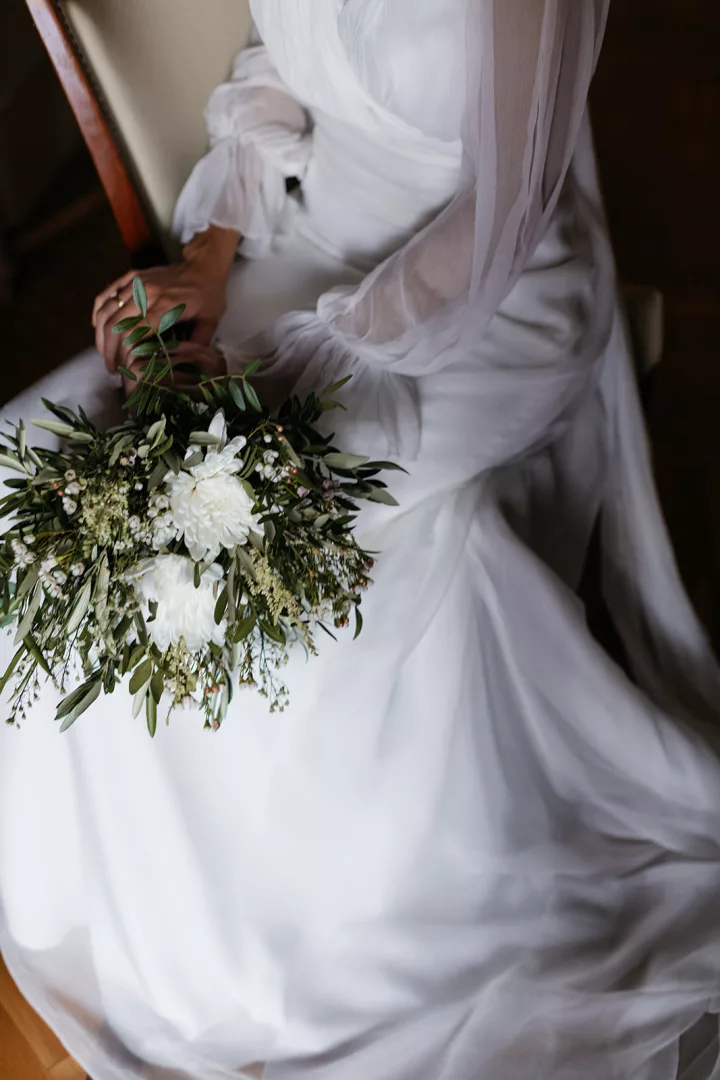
[4,2,720,1078]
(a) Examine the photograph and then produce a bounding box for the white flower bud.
[62,497,78,515]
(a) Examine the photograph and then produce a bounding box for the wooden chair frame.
[24,0,165,265]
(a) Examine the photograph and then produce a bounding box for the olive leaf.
[59,678,102,733]
[158,304,186,335]
[132,276,148,318]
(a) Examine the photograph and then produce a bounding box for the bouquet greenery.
[0,278,400,734]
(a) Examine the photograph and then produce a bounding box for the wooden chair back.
[25,0,253,262]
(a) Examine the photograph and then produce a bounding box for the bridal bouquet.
[0,279,399,734]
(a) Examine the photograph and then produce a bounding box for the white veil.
[318,0,612,375]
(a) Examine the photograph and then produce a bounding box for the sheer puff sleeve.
[317,0,611,377]
[173,45,313,257]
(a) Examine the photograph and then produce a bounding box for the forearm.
[182,225,241,280]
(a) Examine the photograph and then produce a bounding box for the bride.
[3,2,720,1077]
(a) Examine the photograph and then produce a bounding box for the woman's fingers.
[170,342,227,380]
[190,317,218,347]
[92,270,137,328]
[96,293,135,371]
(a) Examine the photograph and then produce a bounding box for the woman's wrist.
[182,225,241,280]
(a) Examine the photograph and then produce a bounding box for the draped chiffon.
[2,3,720,1078]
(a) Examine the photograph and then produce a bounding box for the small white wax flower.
[23,533,35,545]
[264,435,273,444]
[64,470,77,482]
[21,552,37,566]
[53,570,68,585]
[128,516,141,533]
[164,411,259,562]
[71,562,85,577]
[11,540,27,558]
[65,482,81,496]
[41,556,57,572]
[154,494,170,511]
[129,554,226,652]
[63,498,78,515]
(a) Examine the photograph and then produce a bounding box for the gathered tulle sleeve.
[172,45,313,256]
[317,0,611,376]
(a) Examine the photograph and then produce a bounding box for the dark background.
[0,0,719,636]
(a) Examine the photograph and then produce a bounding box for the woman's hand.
[120,342,228,397]
[93,226,241,375]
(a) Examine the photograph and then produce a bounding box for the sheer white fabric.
[3,3,720,1079]
[173,45,313,257]
[320,0,611,372]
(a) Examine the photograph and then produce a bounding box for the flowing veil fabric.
[3,3,720,1078]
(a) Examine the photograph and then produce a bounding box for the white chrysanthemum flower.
[129,554,226,653]
[164,411,258,562]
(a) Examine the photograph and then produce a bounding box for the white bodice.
[250,0,468,144]
[244,0,466,268]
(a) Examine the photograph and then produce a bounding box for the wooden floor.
[0,956,85,1080]
[1,0,719,1077]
